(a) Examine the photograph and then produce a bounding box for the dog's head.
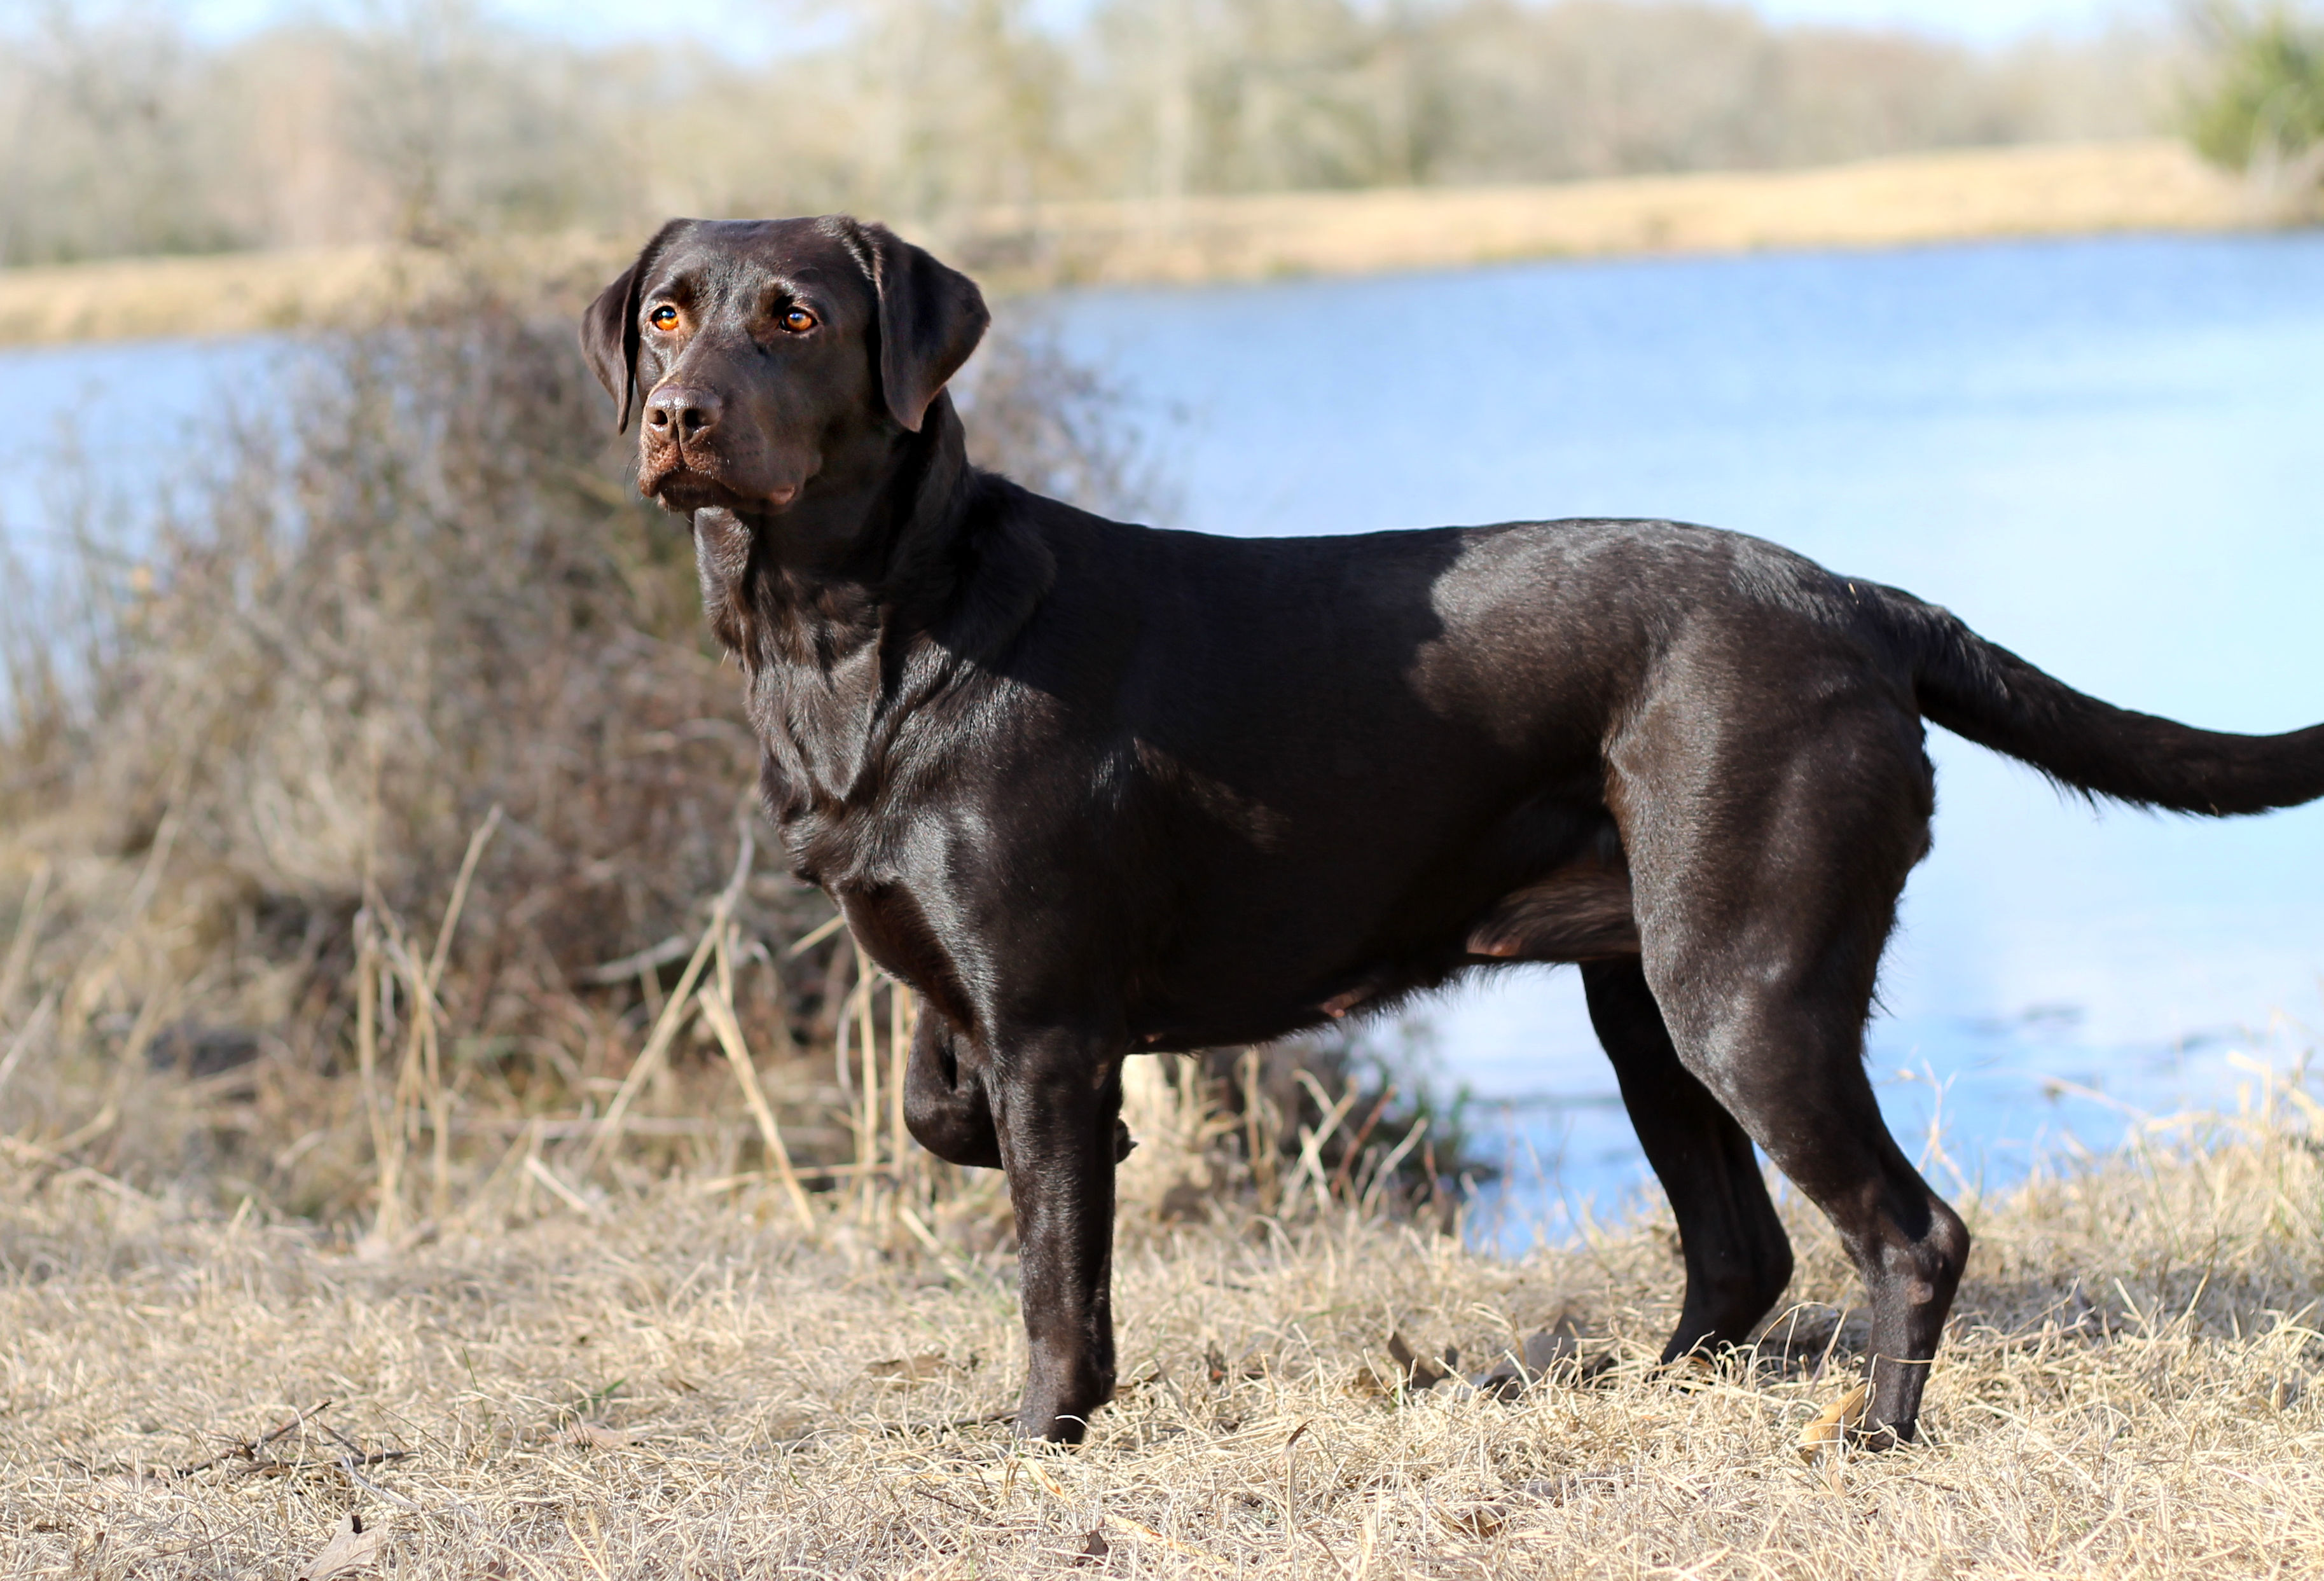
[580,217,989,520]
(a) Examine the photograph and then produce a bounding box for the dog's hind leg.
[1582,958,1792,1361]
[1657,975,1967,1447]
[1615,698,1967,1446]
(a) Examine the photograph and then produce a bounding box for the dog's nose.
[644,383,721,444]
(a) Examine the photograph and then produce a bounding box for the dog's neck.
[694,394,1058,855]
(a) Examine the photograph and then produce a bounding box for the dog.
[580,216,2324,1446]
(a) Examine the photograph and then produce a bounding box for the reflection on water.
[4,232,2321,1240]
[1044,230,2324,1238]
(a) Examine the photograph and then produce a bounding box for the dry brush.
[4,1070,2323,1576]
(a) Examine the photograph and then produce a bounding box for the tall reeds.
[0,267,1450,1248]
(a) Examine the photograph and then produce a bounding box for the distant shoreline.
[0,140,2276,347]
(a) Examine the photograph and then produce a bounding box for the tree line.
[0,0,2227,268]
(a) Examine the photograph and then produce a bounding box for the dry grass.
[0,141,2285,349]
[6,1067,2324,1578]
[951,139,2276,289]
[0,237,634,349]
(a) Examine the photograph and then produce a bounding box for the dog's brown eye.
[780,307,817,334]
[649,305,680,331]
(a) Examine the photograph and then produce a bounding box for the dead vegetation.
[0,260,1447,1255]
[0,2,2183,269]
[5,1070,2323,1577]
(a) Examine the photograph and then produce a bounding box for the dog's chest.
[750,671,946,896]
[761,784,974,1025]
[750,650,887,805]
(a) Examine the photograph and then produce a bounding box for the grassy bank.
[948,139,2265,289]
[6,1077,2323,1578]
[0,141,2271,349]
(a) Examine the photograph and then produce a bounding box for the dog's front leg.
[990,1026,1124,1443]
[903,1014,1004,1169]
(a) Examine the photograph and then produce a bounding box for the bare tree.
[0,0,2185,267]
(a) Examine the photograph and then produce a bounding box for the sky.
[177,0,2165,52]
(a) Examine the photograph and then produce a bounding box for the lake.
[4,230,2321,1239]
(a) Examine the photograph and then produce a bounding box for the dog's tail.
[1872,586,2324,815]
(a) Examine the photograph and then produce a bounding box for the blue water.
[0,335,291,591]
[6,231,2322,1240]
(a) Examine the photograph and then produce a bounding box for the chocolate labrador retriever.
[581,216,2324,1446]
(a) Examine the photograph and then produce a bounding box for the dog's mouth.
[639,459,799,518]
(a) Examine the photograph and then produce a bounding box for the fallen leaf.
[1470,1320,1587,1399]
[864,1351,952,1384]
[1434,1500,1506,1538]
[1668,1352,1720,1389]
[1104,1513,1222,1561]
[1795,1381,1870,1462]
[300,1514,384,1581]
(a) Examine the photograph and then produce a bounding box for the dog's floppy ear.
[858,221,990,433]
[580,220,686,433]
